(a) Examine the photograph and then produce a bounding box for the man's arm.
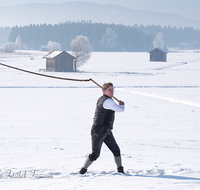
[103,98,125,112]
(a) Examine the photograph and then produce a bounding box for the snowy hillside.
[0,50,200,189]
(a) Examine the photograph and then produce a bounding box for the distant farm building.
[43,51,76,72]
[40,45,48,51]
[149,48,168,62]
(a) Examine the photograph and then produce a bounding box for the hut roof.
[148,47,168,54]
[43,50,75,59]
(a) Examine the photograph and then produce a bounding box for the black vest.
[92,95,115,129]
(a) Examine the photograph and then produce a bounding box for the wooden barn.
[149,48,168,62]
[43,51,76,72]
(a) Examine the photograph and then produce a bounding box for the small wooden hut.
[43,51,76,72]
[149,48,168,62]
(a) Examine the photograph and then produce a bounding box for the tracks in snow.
[117,88,200,108]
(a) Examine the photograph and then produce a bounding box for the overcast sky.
[0,0,200,22]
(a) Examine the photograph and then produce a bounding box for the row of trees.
[8,22,154,52]
[5,21,200,52]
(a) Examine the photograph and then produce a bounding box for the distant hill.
[0,2,200,29]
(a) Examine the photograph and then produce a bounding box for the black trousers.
[89,126,121,161]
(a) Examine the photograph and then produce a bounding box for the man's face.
[103,85,114,98]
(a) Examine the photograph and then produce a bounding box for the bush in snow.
[47,41,61,52]
[2,42,15,53]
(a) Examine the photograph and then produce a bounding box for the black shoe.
[117,166,125,174]
[79,167,87,174]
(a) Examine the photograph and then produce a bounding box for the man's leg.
[114,156,125,174]
[104,132,125,173]
[79,132,104,174]
[79,156,93,174]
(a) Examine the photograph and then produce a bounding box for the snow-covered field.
[0,50,200,189]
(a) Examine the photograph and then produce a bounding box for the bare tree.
[71,35,92,71]
[153,32,165,49]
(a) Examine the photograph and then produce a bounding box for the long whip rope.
[0,62,120,102]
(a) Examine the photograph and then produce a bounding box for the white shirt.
[103,98,124,112]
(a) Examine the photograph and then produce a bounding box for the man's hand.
[119,100,125,106]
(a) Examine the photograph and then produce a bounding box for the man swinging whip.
[79,82,125,174]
